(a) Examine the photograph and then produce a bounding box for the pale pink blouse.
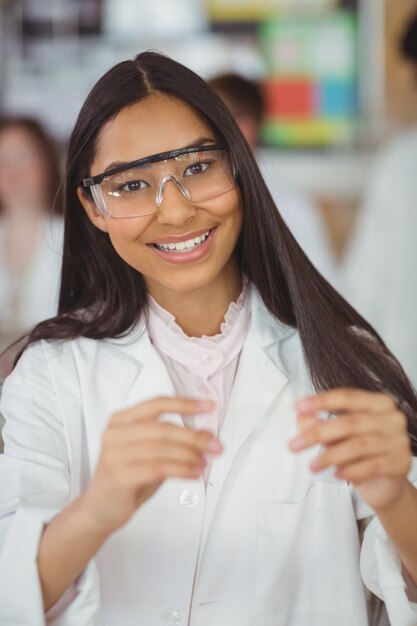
[147,281,252,448]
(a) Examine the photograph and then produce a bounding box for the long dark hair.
[0,116,63,215]
[17,51,417,453]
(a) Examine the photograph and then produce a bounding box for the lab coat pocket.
[255,482,353,620]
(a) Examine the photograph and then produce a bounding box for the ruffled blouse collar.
[147,279,251,374]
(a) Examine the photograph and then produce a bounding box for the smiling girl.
[0,52,417,626]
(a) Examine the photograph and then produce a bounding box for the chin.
[146,264,226,297]
[157,273,215,295]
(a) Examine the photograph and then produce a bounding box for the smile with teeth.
[153,230,211,253]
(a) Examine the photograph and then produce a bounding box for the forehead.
[92,94,214,174]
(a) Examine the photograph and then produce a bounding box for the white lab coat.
[342,129,417,388]
[0,290,416,626]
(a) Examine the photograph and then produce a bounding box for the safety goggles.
[82,144,235,219]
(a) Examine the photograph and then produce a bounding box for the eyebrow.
[102,136,217,173]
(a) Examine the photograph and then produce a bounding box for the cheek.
[19,161,50,196]
[32,161,51,191]
[0,170,10,191]
[106,218,153,267]
[208,189,243,229]
[222,192,244,238]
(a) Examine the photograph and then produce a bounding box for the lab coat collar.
[249,286,296,348]
[102,316,179,424]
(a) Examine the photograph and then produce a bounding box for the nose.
[156,175,191,208]
[155,176,196,226]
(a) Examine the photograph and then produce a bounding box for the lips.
[149,227,215,246]
[156,231,210,253]
[148,226,217,264]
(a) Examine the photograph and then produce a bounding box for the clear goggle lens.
[91,149,235,219]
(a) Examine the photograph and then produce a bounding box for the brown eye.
[125,180,145,192]
[184,161,210,177]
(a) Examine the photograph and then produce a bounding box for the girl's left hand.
[289,389,413,512]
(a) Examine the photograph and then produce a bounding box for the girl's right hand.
[80,397,222,534]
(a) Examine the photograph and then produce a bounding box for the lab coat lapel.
[107,323,182,428]
[221,289,293,448]
[194,297,293,582]
[223,329,289,450]
[122,336,182,428]
[80,325,183,473]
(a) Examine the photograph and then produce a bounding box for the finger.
[296,389,396,416]
[118,440,208,469]
[123,461,204,487]
[297,414,320,428]
[108,422,223,455]
[289,409,406,451]
[334,453,411,483]
[293,414,320,444]
[309,434,400,472]
[112,396,215,425]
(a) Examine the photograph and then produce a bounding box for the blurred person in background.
[342,11,417,388]
[0,117,64,378]
[209,73,337,287]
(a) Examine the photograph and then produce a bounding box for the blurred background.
[0,0,417,399]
